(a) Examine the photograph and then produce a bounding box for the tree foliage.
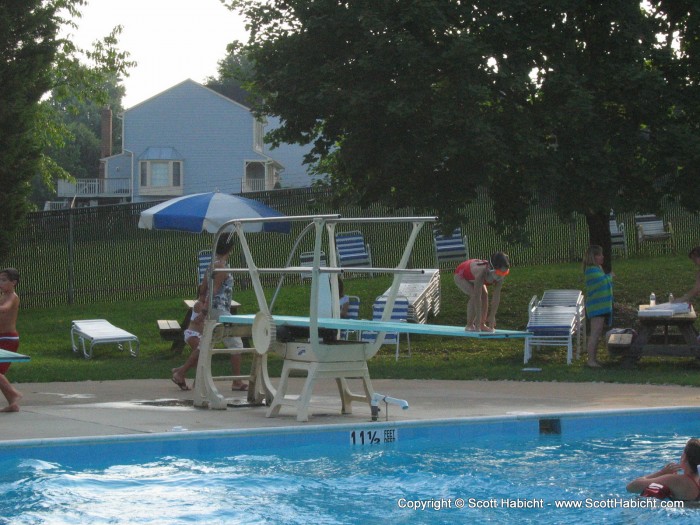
[205,42,255,106]
[0,1,61,257]
[32,71,126,208]
[224,0,699,266]
[0,0,133,258]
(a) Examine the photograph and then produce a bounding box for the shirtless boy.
[0,267,22,412]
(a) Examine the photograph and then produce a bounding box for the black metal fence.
[2,187,698,309]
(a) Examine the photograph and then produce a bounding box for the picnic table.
[610,304,699,365]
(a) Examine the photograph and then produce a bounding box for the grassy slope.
[9,253,700,386]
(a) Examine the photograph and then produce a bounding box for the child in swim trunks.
[0,268,22,412]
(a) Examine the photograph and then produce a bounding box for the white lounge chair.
[609,211,628,257]
[299,250,326,282]
[335,230,373,275]
[635,214,674,252]
[538,289,586,354]
[71,319,139,359]
[523,295,581,365]
[362,295,411,360]
[339,295,361,340]
[382,269,441,323]
[433,226,469,267]
[197,249,212,286]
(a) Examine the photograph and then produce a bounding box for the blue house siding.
[122,80,272,201]
[104,152,134,183]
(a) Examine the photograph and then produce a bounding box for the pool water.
[1,410,699,524]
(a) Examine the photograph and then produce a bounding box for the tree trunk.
[585,211,612,273]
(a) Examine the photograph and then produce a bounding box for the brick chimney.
[100,106,112,178]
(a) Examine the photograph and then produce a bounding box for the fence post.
[569,218,577,262]
[67,210,75,305]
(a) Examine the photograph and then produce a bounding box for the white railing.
[241,177,267,193]
[56,178,131,198]
[43,201,68,211]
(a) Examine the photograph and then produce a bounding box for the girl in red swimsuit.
[454,252,510,332]
[627,438,700,500]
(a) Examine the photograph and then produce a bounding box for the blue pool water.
[1,408,699,524]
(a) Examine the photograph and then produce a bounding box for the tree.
[32,71,126,209]
[0,1,61,257]
[205,42,255,107]
[225,1,700,269]
[519,2,700,269]
[648,1,700,214]
[0,1,133,257]
[226,1,517,227]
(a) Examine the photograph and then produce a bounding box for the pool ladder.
[371,393,409,421]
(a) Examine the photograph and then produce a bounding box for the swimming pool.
[1,407,698,524]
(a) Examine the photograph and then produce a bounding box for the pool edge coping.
[2,405,699,451]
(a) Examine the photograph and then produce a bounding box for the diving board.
[220,314,530,339]
[0,349,29,363]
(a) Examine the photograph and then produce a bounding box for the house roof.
[124,79,252,113]
[138,147,184,160]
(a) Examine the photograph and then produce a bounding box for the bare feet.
[1,390,22,412]
[465,324,478,332]
[171,369,189,391]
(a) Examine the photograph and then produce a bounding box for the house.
[53,79,316,207]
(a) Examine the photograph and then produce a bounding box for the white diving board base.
[0,349,29,363]
[219,314,531,339]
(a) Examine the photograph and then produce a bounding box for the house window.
[172,162,181,186]
[150,162,170,186]
[139,160,183,196]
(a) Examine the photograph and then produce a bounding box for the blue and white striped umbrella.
[138,192,290,233]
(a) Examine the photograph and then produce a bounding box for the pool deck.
[2,378,700,442]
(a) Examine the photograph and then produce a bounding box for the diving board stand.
[191,320,271,410]
[196,214,530,422]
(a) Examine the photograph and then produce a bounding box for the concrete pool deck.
[2,378,700,442]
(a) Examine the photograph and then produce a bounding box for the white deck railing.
[56,178,131,198]
[241,177,267,193]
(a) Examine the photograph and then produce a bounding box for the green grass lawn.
[8,253,700,387]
